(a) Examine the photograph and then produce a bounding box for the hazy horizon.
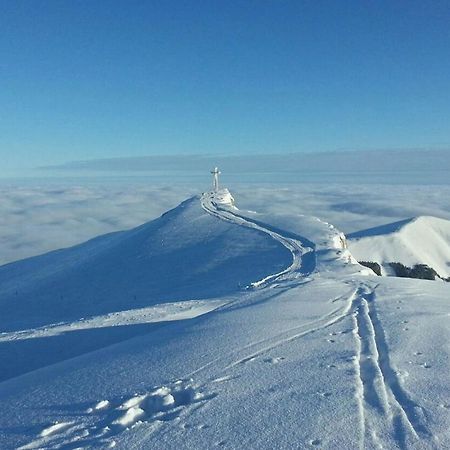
[2,148,449,185]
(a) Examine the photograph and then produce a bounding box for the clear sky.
[1,0,450,176]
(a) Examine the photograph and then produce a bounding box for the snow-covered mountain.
[348,216,450,278]
[0,190,449,450]
[0,194,292,382]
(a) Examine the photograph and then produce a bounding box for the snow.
[0,189,449,449]
[3,183,450,266]
[0,300,227,343]
[0,196,291,382]
[348,215,450,277]
[93,400,110,410]
[40,422,74,437]
[210,188,235,206]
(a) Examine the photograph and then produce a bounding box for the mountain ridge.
[348,215,450,278]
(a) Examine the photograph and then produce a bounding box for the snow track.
[8,192,445,450]
[201,192,313,287]
[183,286,358,379]
[202,193,435,449]
[352,284,434,449]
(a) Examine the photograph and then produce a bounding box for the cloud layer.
[0,184,198,265]
[1,182,450,266]
[43,150,450,185]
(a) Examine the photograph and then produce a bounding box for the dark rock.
[359,261,382,276]
[389,262,439,280]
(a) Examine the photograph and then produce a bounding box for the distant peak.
[348,217,416,239]
[349,215,450,239]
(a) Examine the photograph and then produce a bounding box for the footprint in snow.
[339,329,353,334]
[317,392,332,398]
[263,357,285,364]
[26,379,213,450]
[111,382,212,428]
[87,399,111,413]
[19,421,79,450]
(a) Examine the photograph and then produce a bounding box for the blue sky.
[1,0,450,176]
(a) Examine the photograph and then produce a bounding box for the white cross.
[210,167,221,192]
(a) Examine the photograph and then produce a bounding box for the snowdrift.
[348,216,450,278]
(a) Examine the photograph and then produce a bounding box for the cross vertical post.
[211,167,221,192]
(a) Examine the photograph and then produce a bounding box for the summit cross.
[211,167,221,192]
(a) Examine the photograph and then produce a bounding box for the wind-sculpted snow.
[0,190,449,449]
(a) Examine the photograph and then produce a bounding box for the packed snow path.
[0,192,448,449]
[201,191,314,287]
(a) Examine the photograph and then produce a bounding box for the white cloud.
[0,184,198,265]
[234,184,450,233]
[1,182,450,266]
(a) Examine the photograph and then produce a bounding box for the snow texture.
[0,189,449,449]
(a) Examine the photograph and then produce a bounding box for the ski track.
[20,193,435,449]
[201,194,433,449]
[352,283,434,450]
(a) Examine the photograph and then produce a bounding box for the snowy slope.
[348,216,450,277]
[0,196,291,382]
[0,191,449,450]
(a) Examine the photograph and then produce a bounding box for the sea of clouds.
[1,180,450,266]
